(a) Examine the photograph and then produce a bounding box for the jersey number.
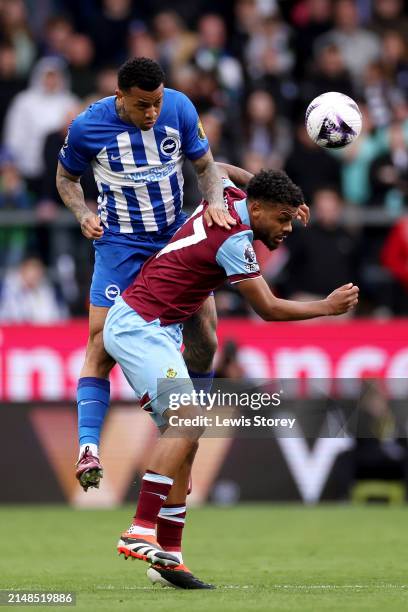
[156,213,207,258]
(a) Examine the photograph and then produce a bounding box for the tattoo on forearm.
[197,160,224,208]
[56,174,90,223]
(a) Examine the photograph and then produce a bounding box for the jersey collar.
[233,198,250,226]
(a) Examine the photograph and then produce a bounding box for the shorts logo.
[160,136,180,157]
[105,284,120,300]
[166,368,177,378]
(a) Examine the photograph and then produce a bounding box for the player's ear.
[249,200,262,218]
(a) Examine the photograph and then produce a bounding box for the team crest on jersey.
[160,136,180,157]
[166,368,178,378]
[244,245,259,272]
[105,284,120,300]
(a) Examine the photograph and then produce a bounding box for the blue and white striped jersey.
[58,89,209,235]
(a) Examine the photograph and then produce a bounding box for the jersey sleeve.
[58,114,94,176]
[215,230,261,284]
[179,94,210,161]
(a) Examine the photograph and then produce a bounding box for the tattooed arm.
[56,161,103,239]
[191,150,236,229]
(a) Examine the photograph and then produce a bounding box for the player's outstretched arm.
[215,162,254,186]
[236,276,359,321]
[56,161,103,240]
[192,150,237,230]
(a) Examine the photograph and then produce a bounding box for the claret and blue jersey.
[58,89,209,235]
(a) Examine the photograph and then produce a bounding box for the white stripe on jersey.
[112,188,132,233]
[136,183,159,232]
[141,129,176,226]
[116,131,136,165]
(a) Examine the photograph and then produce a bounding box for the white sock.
[127,524,155,536]
[79,443,99,459]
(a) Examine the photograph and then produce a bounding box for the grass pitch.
[1,504,407,611]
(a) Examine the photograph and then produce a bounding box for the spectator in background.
[369,121,408,209]
[127,19,158,61]
[0,150,32,267]
[244,89,292,169]
[41,104,98,206]
[230,0,261,65]
[40,15,73,59]
[0,43,27,134]
[285,120,341,202]
[315,0,380,84]
[83,65,117,107]
[335,104,387,205]
[65,33,95,98]
[361,61,405,128]
[283,189,358,303]
[3,56,77,197]
[300,43,354,106]
[381,216,408,313]
[245,11,294,82]
[381,30,408,99]
[370,0,408,39]
[0,0,36,76]
[194,14,243,103]
[152,11,197,81]
[291,0,333,77]
[0,256,67,322]
[91,0,135,67]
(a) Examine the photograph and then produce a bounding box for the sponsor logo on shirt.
[124,161,177,184]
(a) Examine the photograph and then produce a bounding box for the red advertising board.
[1,319,408,400]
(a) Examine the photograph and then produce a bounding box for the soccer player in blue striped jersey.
[56,57,244,491]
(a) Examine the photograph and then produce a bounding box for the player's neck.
[115,98,137,127]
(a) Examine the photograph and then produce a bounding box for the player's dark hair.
[118,57,165,91]
[247,169,304,208]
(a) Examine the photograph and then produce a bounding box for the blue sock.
[188,370,214,395]
[77,377,110,446]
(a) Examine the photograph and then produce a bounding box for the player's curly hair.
[247,169,304,208]
[118,57,165,91]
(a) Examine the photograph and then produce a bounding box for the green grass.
[1,504,408,611]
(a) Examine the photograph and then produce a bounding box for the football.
[305,92,362,149]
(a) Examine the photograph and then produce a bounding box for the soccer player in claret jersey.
[103,169,359,589]
[56,57,241,491]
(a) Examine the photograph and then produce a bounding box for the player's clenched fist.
[325,283,359,315]
[79,211,104,240]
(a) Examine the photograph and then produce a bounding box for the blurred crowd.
[0,0,408,321]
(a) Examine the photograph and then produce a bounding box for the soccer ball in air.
[305,92,362,149]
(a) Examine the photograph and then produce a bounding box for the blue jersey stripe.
[146,182,168,231]
[129,130,145,167]
[169,172,182,217]
[101,182,120,231]
[121,186,144,232]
